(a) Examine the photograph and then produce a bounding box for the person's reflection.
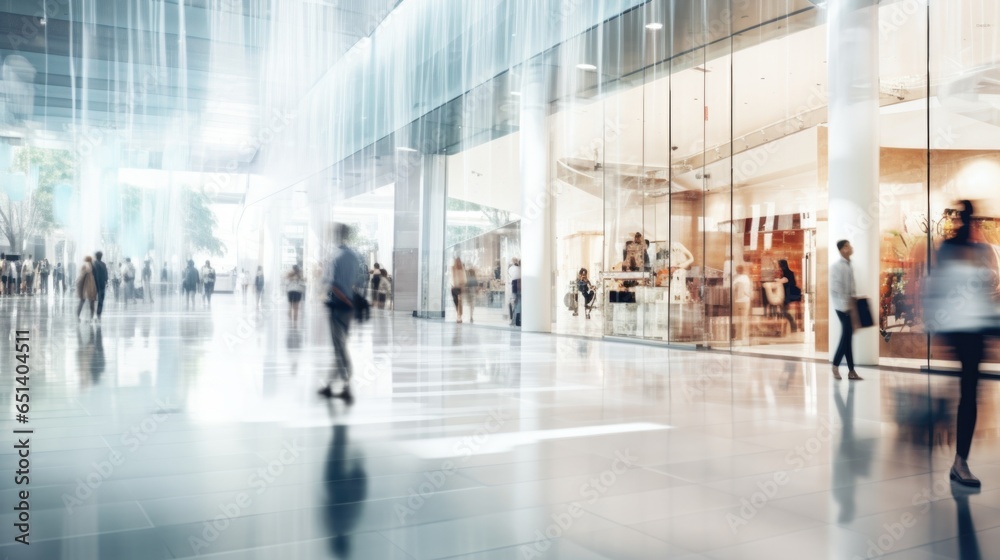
[76,325,94,386]
[323,423,368,558]
[780,361,798,391]
[953,484,982,560]
[286,328,302,375]
[832,383,874,524]
[90,326,105,384]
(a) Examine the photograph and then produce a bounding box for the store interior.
[437,0,999,370]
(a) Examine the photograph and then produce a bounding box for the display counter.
[599,271,708,341]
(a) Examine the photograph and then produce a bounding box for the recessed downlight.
[577,63,597,71]
[646,22,663,30]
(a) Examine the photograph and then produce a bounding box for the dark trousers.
[782,303,797,332]
[949,333,984,460]
[327,307,353,385]
[96,288,106,317]
[77,298,95,319]
[833,310,854,370]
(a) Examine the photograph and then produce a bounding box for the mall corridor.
[0,294,995,559]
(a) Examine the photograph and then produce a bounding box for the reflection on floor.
[1,292,999,559]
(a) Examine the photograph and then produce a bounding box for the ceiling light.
[577,63,597,71]
[39,18,46,26]
[396,147,418,153]
[646,23,663,30]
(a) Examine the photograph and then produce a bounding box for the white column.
[519,63,552,333]
[827,0,880,365]
[417,155,447,317]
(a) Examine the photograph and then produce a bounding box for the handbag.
[850,297,875,330]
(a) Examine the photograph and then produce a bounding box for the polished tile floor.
[0,291,997,559]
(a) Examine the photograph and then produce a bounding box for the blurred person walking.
[318,224,363,403]
[182,260,199,307]
[53,262,65,296]
[733,265,753,342]
[370,262,382,303]
[254,266,265,308]
[121,258,137,306]
[831,240,863,381]
[92,251,109,323]
[39,259,50,294]
[286,264,306,325]
[451,257,466,323]
[110,262,121,301]
[378,268,391,310]
[10,256,20,295]
[142,259,154,303]
[465,267,479,324]
[76,256,98,321]
[924,200,996,488]
[508,258,522,327]
[777,259,800,332]
[21,254,34,296]
[161,262,170,297]
[238,268,249,304]
[201,260,216,307]
[0,254,7,296]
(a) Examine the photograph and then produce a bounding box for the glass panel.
[669,43,707,344]
[928,0,1000,371]
[877,0,931,368]
[641,19,672,342]
[730,10,827,358]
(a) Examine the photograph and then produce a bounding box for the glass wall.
[878,0,1000,369]
[424,0,999,374]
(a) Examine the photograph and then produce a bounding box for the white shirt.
[508,264,521,282]
[22,259,33,275]
[830,257,856,312]
[733,274,753,304]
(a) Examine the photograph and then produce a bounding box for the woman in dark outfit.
[778,259,800,332]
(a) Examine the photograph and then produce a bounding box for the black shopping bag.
[852,297,874,330]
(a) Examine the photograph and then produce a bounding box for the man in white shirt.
[201,261,216,307]
[733,265,753,343]
[121,258,137,306]
[830,240,862,381]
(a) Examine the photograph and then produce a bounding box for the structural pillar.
[397,153,446,318]
[519,63,552,333]
[827,0,880,365]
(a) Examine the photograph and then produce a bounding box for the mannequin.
[670,241,695,303]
